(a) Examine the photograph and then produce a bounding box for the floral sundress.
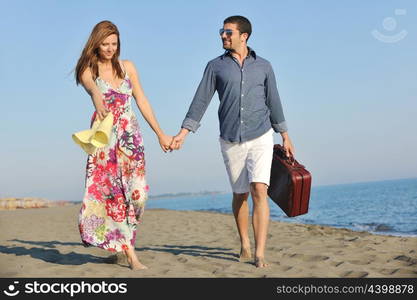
[78,63,149,252]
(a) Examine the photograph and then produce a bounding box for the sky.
[0,0,416,202]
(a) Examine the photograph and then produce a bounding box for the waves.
[146,178,417,237]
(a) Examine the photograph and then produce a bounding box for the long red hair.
[75,20,124,85]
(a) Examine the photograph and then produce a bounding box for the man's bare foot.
[254,257,268,268]
[239,247,252,262]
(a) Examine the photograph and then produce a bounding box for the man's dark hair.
[224,15,252,42]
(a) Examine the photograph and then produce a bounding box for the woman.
[75,20,172,270]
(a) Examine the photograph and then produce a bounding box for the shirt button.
[241,107,243,110]
[241,94,244,97]
[241,121,243,123]
[242,81,244,84]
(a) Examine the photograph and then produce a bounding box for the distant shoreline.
[148,191,228,200]
[60,191,230,205]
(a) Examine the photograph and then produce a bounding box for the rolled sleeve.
[272,121,288,133]
[265,63,287,133]
[181,62,216,133]
[181,117,200,133]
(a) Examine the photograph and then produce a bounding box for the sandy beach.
[0,205,416,278]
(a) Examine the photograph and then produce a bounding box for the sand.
[0,205,416,278]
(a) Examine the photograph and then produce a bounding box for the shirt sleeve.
[181,63,216,133]
[265,63,288,133]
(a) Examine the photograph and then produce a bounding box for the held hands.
[158,133,174,153]
[158,129,188,153]
[169,128,189,151]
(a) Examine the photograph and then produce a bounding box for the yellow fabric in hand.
[72,112,114,155]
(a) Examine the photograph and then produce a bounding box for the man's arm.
[171,63,216,149]
[265,63,287,133]
[265,63,295,157]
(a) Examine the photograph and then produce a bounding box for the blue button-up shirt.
[181,48,288,142]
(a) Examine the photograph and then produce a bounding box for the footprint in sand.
[379,268,400,275]
[341,271,368,278]
[212,265,230,274]
[347,259,372,265]
[267,246,290,252]
[394,255,417,265]
[177,257,188,263]
[330,261,344,267]
[278,266,293,272]
[390,269,417,276]
[288,253,330,262]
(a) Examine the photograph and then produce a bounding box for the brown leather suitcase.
[267,144,312,217]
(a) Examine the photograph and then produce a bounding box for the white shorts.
[219,129,274,194]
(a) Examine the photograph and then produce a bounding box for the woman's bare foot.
[124,248,148,270]
[239,247,252,262]
[254,257,268,268]
[126,256,148,270]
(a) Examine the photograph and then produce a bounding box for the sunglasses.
[219,28,238,37]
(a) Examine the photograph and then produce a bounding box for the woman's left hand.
[158,133,174,153]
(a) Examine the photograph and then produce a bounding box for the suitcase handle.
[287,155,295,166]
[273,144,305,168]
[274,144,294,159]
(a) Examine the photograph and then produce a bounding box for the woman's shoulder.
[80,66,94,85]
[121,59,136,70]
[120,59,138,77]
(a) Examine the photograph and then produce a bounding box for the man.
[170,16,295,268]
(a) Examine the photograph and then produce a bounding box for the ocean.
[147,177,417,237]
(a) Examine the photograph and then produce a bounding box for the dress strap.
[119,60,128,78]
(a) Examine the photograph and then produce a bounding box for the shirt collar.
[221,46,257,60]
